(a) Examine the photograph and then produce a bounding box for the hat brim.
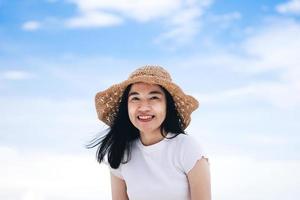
[95,75,199,129]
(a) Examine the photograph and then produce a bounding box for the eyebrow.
[128,90,163,97]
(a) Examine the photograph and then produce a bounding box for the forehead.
[129,82,164,94]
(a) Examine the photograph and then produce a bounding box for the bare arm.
[187,157,211,200]
[110,172,129,200]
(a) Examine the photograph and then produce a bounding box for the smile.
[137,115,154,121]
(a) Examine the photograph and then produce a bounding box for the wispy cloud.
[196,81,300,109]
[0,70,36,80]
[0,146,110,200]
[61,0,213,46]
[209,11,241,22]
[154,0,213,48]
[276,0,300,15]
[0,96,99,151]
[21,21,41,31]
[154,7,203,48]
[212,156,300,200]
[245,134,296,146]
[65,11,123,28]
[17,0,214,46]
[66,0,181,23]
[175,18,300,109]
[206,11,241,29]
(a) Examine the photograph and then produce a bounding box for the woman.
[89,66,211,200]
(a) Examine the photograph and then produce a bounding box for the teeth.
[138,115,153,120]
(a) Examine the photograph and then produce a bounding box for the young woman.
[89,66,211,200]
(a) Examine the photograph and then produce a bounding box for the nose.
[138,100,151,112]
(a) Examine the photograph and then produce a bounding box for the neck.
[139,130,167,146]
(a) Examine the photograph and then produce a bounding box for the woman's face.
[127,82,167,136]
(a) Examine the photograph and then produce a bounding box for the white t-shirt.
[105,132,209,200]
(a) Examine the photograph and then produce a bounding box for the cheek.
[154,103,167,117]
[162,105,167,117]
[127,104,136,119]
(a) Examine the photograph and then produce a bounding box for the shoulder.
[170,133,208,174]
[167,133,206,158]
[170,133,202,148]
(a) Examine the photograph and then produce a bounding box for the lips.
[137,115,154,122]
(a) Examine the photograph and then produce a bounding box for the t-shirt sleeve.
[179,135,209,174]
[103,155,124,180]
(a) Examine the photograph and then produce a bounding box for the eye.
[130,97,140,101]
[150,96,159,100]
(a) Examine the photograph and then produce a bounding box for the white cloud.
[0,146,111,200]
[66,0,181,22]
[209,11,241,23]
[236,19,300,108]
[196,81,300,109]
[0,96,100,145]
[22,21,41,31]
[65,11,123,28]
[154,7,202,47]
[0,94,108,159]
[195,84,255,104]
[203,11,241,30]
[154,0,213,47]
[63,0,213,45]
[276,0,300,15]
[0,146,299,200]
[0,70,36,80]
[244,134,295,145]
[17,0,214,46]
[242,19,300,73]
[211,155,300,200]
[178,19,300,109]
[183,19,300,74]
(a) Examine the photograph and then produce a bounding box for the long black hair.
[87,84,185,169]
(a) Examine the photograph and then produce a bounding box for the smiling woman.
[87,65,211,200]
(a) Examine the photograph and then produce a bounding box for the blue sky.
[1,0,300,199]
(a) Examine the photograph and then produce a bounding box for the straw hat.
[95,65,199,129]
